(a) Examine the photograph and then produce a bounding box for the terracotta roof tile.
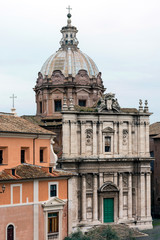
[0,114,55,135]
[150,122,160,136]
[0,164,75,181]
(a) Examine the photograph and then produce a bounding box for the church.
[33,9,152,232]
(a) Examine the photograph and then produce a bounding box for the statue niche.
[51,70,65,85]
[75,69,90,85]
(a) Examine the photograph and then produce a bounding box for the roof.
[121,108,139,113]
[0,164,75,181]
[21,115,62,127]
[0,114,55,135]
[149,122,160,136]
[40,48,99,78]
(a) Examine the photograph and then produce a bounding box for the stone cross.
[66,5,72,14]
[10,94,17,108]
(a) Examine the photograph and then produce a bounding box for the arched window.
[7,224,14,240]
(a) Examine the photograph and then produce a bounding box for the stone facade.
[60,97,152,230]
[33,10,153,232]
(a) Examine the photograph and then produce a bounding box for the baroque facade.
[33,10,153,233]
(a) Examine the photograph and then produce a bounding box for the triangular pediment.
[76,88,90,94]
[42,197,65,208]
[102,127,114,133]
[50,88,65,94]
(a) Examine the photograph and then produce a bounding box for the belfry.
[34,8,153,231]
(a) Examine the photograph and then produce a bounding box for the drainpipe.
[33,135,39,165]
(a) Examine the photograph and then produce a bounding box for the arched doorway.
[99,182,119,223]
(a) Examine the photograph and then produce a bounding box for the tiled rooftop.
[150,122,160,136]
[0,164,74,181]
[0,114,55,135]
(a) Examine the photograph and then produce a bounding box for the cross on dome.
[66,5,72,14]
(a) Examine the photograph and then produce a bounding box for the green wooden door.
[103,198,114,223]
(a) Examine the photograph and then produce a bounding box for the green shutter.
[103,198,114,223]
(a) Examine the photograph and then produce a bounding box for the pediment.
[99,182,119,192]
[102,127,114,133]
[76,88,90,94]
[50,88,65,94]
[42,197,65,209]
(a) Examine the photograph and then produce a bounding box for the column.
[62,120,70,156]
[146,172,151,218]
[140,172,145,218]
[145,122,150,156]
[114,173,118,186]
[98,121,103,154]
[128,173,132,219]
[93,174,98,221]
[71,120,78,155]
[128,122,132,155]
[113,121,118,155]
[139,121,144,156]
[119,173,123,219]
[118,121,123,155]
[81,174,86,222]
[81,121,86,155]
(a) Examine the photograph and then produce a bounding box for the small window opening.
[65,40,68,44]
[50,184,57,197]
[49,167,52,173]
[70,34,72,38]
[7,224,14,240]
[40,149,43,163]
[40,101,42,113]
[66,34,68,38]
[105,136,111,152]
[0,150,3,164]
[54,100,62,112]
[12,169,15,176]
[71,40,73,44]
[48,212,59,234]
[79,100,86,107]
[21,150,25,164]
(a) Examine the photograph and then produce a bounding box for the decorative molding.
[85,129,93,146]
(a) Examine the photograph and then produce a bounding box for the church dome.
[40,49,99,78]
[40,11,99,78]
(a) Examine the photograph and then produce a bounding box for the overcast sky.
[0,0,159,123]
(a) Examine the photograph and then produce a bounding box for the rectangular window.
[79,100,86,107]
[40,149,43,162]
[40,101,42,113]
[50,184,57,197]
[48,212,59,234]
[105,136,111,152]
[0,150,3,164]
[21,150,25,164]
[54,100,61,112]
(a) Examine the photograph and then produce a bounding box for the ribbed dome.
[40,48,99,78]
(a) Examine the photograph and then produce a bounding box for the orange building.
[0,113,74,240]
[0,113,56,171]
[0,164,74,240]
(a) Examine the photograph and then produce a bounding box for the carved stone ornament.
[86,174,93,189]
[51,70,65,84]
[102,127,114,133]
[97,93,120,112]
[100,182,119,192]
[97,72,102,85]
[85,129,93,146]
[75,69,90,85]
[36,72,43,86]
[123,174,128,187]
[123,129,128,145]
